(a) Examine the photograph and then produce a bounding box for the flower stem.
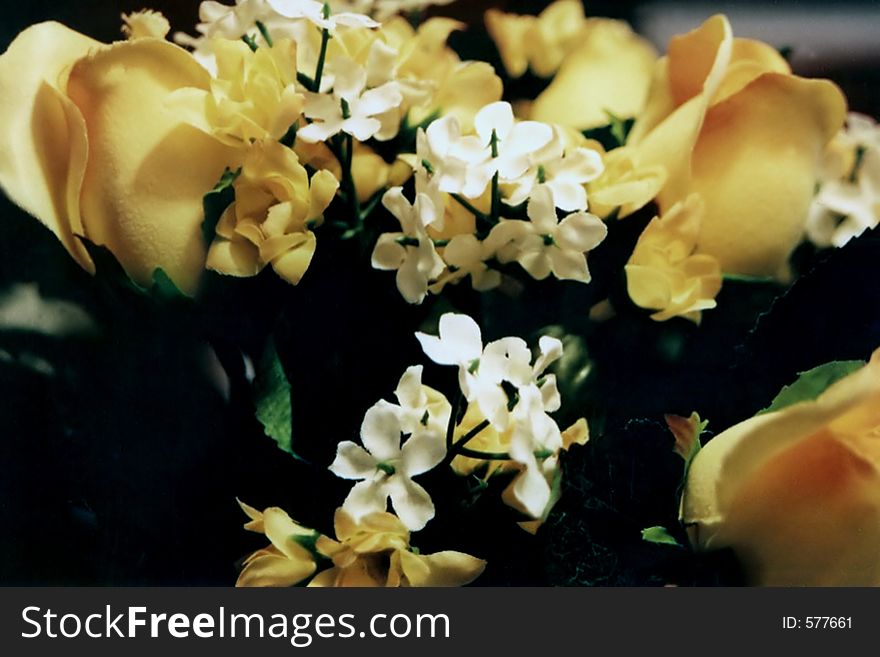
[490,129,500,222]
[445,390,462,452]
[312,7,331,92]
[450,194,492,226]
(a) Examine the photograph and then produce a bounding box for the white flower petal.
[360,401,403,461]
[297,119,344,143]
[546,180,588,212]
[556,212,608,252]
[549,248,590,282]
[400,431,447,476]
[386,476,435,531]
[475,101,514,145]
[356,82,403,118]
[395,365,425,410]
[371,233,407,271]
[342,479,388,521]
[396,252,429,304]
[526,185,559,233]
[330,441,378,480]
[343,117,382,141]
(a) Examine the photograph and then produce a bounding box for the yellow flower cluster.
[237,503,485,587]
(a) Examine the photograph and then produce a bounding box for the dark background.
[1,1,879,585]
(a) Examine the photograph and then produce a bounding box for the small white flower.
[417,117,492,199]
[504,130,604,211]
[434,234,502,292]
[415,313,565,429]
[269,0,379,30]
[488,185,607,283]
[330,400,445,531]
[474,102,554,185]
[371,185,446,304]
[298,55,403,143]
[506,385,564,518]
[392,365,452,436]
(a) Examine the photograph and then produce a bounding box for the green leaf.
[582,113,635,150]
[641,526,680,547]
[760,360,865,415]
[254,338,301,460]
[202,167,240,247]
[150,268,187,302]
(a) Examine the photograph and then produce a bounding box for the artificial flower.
[416,313,564,430]
[391,365,452,437]
[503,128,605,211]
[269,0,379,31]
[528,17,657,130]
[586,145,667,219]
[627,14,847,279]
[175,37,304,147]
[330,400,446,531]
[371,184,446,304]
[625,194,722,323]
[682,349,880,586]
[0,22,237,295]
[488,186,608,283]
[206,140,339,284]
[236,501,319,587]
[298,55,403,143]
[310,509,486,587]
[431,233,502,293]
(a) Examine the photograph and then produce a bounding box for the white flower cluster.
[372,101,608,304]
[330,313,578,530]
[807,112,880,248]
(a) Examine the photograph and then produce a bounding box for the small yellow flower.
[206,140,339,285]
[181,38,304,147]
[236,501,318,588]
[309,509,486,587]
[121,10,171,40]
[485,0,588,79]
[586,145,667,219]
[625,194,722,323]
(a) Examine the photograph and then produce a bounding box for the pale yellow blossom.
[625,194,722,323]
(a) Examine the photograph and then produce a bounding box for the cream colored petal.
[397,549,486,587]
[689,73,846,277]
[236,551,316,587]
[530,19,657,130]
[67,39,239,295]
[206,237,263,277]
[268,232,317,285]
[0,22,99,271]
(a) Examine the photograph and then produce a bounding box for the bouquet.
[1,0,878,587]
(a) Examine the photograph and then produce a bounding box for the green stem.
[451,194,492,225]
[255,20,273,47]
[456,446,510,461]
[490,129,500,222]
[445,391,462,452]
[312,6,331,92]
[445,418,491,464]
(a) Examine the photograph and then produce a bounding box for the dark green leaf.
[253,338,300,460]
[202,167,240,247]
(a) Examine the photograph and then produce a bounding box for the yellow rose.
[0,22,237,295]
[681,351,880,585]
[628,15,847,279]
